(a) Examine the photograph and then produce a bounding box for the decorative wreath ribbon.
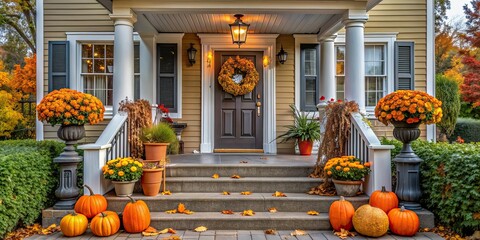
[218,56,259,96]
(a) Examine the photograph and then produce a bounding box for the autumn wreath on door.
[218,56,259,96]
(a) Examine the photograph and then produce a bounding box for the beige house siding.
[275,35,296,154]
[367,0,428,139]
[43,0,114,143]
[178,33,202,153]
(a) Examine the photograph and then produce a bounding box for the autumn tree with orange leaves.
[460,0,480,109]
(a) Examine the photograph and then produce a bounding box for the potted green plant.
[324,156,371,196]
[275,104,321,155]
[140,122,177,161]
[141,162,165,196]
[103,157,143,197]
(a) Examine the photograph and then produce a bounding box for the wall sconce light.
[277,45,288,64]
[187,43,197,65]
[207,51,213,67]
[229,14,250,48]
[263,56,270,68]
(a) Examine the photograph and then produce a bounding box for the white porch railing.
[78,113,130,195]
[347,112,395,195]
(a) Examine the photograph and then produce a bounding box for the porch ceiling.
[139,12,337,34]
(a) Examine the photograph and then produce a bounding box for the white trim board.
[197,34,278,154]
[426,0,436,142]
[36,0,44,140]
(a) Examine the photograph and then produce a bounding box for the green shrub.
[0,140,64,237]
[381,139,480,235]
[448,117,480,143]
[435,75,460,140]
[460,102,480,119]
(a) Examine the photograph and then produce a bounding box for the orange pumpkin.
[74,185,108,218]
[90,211,121,237]
[123,196,151,233]
[369,186,398,214]
[388,206,420,236]
[329,196,355,231]
[60,212,88,237]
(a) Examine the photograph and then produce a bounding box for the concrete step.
[106,192,369,213]
[148,211,331,230]
[166,164,314,177]
[149,177,323,193]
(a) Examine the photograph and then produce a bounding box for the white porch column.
[110,12,137,114]
[319,35,337,101]
[344,13,368,113]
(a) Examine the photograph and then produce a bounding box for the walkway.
[28,229,444,240]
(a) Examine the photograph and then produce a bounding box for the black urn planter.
[53,124,85,210]
[392,121,423,210]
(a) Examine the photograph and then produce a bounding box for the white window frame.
[335,33,397,116]
[155,33,184,119]
[66,32,141,119]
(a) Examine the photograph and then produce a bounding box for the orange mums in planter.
[37,88,105,126]
[375,90,443,126]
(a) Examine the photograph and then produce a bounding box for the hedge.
[448,117,480,143]
[382,139,480,235]
[0,140,64,237]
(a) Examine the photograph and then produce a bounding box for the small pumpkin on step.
[388,206,420,236]
[74,184,108,218]
[369,186,398,214]
[329,196,355,231]
[123,196,151,233]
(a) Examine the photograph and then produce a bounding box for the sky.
[446,0,470,24]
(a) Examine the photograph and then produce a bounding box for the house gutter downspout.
[36,0,44,140]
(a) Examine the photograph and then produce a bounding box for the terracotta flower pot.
[144,143,170,161]
[298,140,313,155]
[332,179,363,197]
[141,168,164,196]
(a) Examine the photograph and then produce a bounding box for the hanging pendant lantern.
[229,14,250,48]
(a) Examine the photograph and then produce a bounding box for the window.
[157,44,178,113]
[335,44,387,108]
[300,44,319,111]
[80,43,140,106]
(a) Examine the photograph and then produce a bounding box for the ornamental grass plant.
[323,156,371,181]
[103,157,143,182]
[140,122,177,144]
[275,104,321,143]
[375,90,443,125]
[36,88,105,126]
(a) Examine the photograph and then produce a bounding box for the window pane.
[304,49,316,76]
[84,75,94,90]
[375,61,384,75]
[336,61,344,75]
[93,45,105,58]
[134,59,140,73]
[134,75,140,100]
[159,45,176,74]
[365,62,375,75]
[94,59,105,73]
[106,45,114,58]
[375,46,384,60]
[306,92,316,106]
[365,46,375,61]
[82,44,93,58]
[159,77,175,108]
[134,45,140,58]
[336,46,345,60]
[106,59,114,73]
[82,59,93,73]
[365,76,385,107]
[306,78,316,91]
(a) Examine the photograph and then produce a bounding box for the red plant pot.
[298,140,313,155]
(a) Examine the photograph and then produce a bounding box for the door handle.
[256,102,262,117]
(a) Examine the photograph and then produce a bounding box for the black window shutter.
[394,41,414,90]
[48,41,69,92]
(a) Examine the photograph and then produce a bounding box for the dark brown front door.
[214,51,264,151]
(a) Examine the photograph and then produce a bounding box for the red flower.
[330,98,335,102]
[337,99,342,103]
[320,96,326,101]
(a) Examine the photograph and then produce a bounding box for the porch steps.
[106,163,370,230]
